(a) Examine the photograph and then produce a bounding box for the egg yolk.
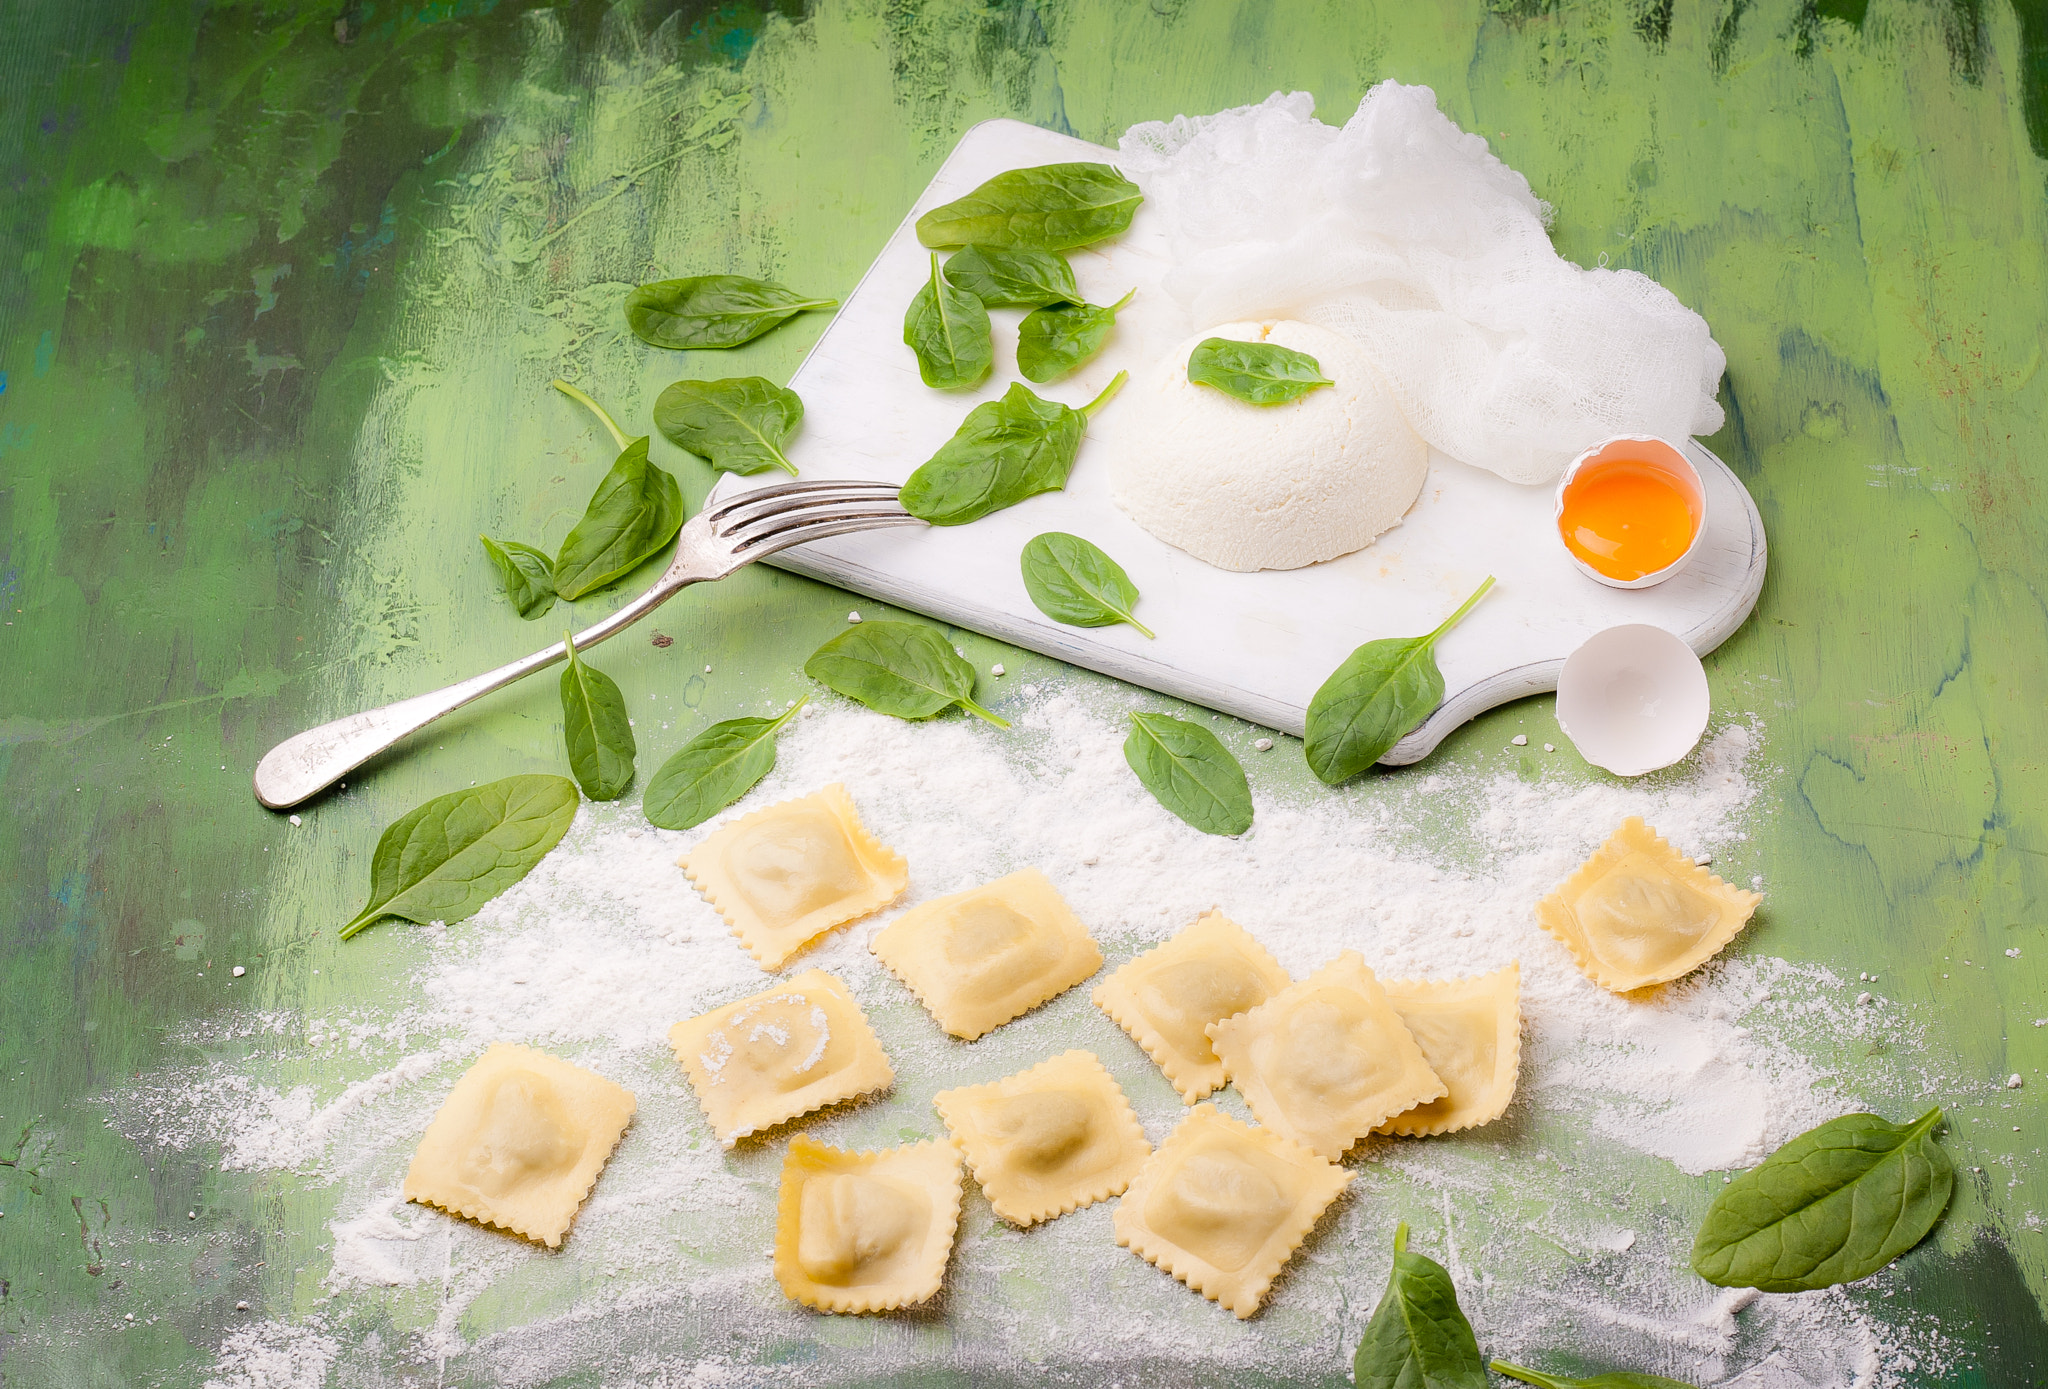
[1559,461,1697,581]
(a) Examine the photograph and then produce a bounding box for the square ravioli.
[1376,963,1522,1137]
[870,868,1102,1040]
[669,969,893,1147]
[933,1050,1151,1226]
[1536,816,1762,993]
[1207,951,1444,1159]
[402,1043,635,1248]
[1113,1104,1350,1319]
[773,1135,965,1313]
[1092,910,1291,1102]
[682,784,908,970]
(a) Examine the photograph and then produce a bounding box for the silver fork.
[252,479,921,809]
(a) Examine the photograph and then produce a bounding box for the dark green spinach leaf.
[1123,711,1252,836]
[1020,532,1153,637]
[901,373,1126,526]
[642,698,807,831]
[943,245,1080,307]
[625,274,836,349]
[1353,1223,1488,1389]
[1018,289,1133,383]
[551,381,685,601]
[916,162,1144,251]
[339,775,580,939]
[1490,1363,1699,1389]
[804,621,1007,726]
[560,632,636,801]
[1304,577,1495,783]
[904,253,993,390]
[1187,336,1336,405]
[1691,1108,1953,1292]
[479,535,557,620]
[653,376,804,476]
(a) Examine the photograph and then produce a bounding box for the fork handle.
[252,572,694,810]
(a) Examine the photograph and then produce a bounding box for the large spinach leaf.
[1020,532,1153,637]
[901,373,1126,526]
[1123,712,1252,836]
[1017,289,1133,383]
[915,163,1143,251]
[903,253,993,390]
[1186,336,1335,405]
[550,381,684,601]
[625,274,836,349]
[653,376,804,476]
[642,698,806,831]
[1353,1223,1489,1389]
[804,621,1007,726]
[1690,1108,1953,1292]
[339,775,580,939]
[479,535,557,620]
[1491,1364,1699,1389]
[943,245,1080,307]
[560,632,636,801]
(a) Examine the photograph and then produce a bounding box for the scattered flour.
[199,1321,339,1389]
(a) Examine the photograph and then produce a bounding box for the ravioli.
[682,784,908,970]
[1375,964,1522,1137]
[402,1043,636,1248]
[933,1050,1151,1226]
[1091,910,1291,1102]
[1206,951,1444,1159]
[669,969,893,1147]
[869,868,1102,1040]
[1113,1104,1351,1318]
[1536,817,1762,993]
[773,1135,965,1313]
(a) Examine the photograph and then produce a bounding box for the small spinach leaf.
[904,253,993,390]
[804,621,1008,727]
[1353,1223,1488,1389]
[1304,577,1495,783]
[1020,532,1153,637]
[551,381,685,601]
[560,632,636,801]
[1187,336,1335,405]
[1123,711,1252,836]
[339,774,580,939]
[642,698,807,831]
[916,162,1144,250]
[1690,1108,1953,1292]
[1018,289,1133,383]
[901,373,1126,526]
[1490,1362,1700,1389]
[625,275,836,349]
[943,245,1080,307]
[653,376,804,476]
[479,535,557,620]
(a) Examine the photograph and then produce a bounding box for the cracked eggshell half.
[1555,624,1711,777]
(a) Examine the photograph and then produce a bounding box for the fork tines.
[708,478,923,556]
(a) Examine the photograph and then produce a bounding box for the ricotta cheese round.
[1107,320,1427,572]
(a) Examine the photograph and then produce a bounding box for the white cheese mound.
[1107,320,1426,572]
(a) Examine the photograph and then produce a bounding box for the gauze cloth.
[1117,85,1726,486]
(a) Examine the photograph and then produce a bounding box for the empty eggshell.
[1555,624,1710,776]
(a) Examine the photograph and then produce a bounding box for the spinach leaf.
[643,698,806,831]
[1690,1108,1953,1292]
[1187,336,1336,406]
[625,274,837,349]
[1123,711,1252,836]
[479,535,557,620]
[1020,532,1153,637]
[1018,289,1133,383]
[915,162,1144,251]
[1490,1363,1700,1389]
[804,621,1008,727]
[1353,1223,1488,1389]
[560,632,636,801]
[943,245,1080,307]
[339,774,580,939]
[653,376,804,476]
[903,253,993,390]
[901,372,1126,526]
[551,381,685,601]
[1304,576,1496,783]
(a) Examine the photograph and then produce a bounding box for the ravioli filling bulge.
[975,1089,1096,1171]
[703,994,842,1095]
[1255,990,1403,1117]
[941,901,1063,1004]
[1576,853,1722,976]
[727,806,868,926]
[456,1069,585,1199]
[1393,1000,1498,1123]
[1145,1143,1293,1273]
[1138,954,1270,1061]
[796,1172,930,1286]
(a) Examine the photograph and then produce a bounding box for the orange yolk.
[1559,461,1697,581]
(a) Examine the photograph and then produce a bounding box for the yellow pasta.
[1091,910,1291,1103]
[933,1050,1150,1226]
[1376,964,1522,1137]
[772,1135,965,1313]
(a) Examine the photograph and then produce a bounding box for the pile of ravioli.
[396,789,1760,1320]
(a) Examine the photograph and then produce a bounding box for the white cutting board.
[709,120,1766,762]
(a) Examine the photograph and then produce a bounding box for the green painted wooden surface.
[2,0,2046,1383]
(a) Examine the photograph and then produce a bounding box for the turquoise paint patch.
[0,371,8,393]
[33,330,53,376]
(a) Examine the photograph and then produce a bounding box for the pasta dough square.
[1207,951,1445,1159]
[1113,1104,1350,1319]
[669,970,893,1147]
[402,1043,635,1248]
[1092,910,1291,1103]
[1375,964,1522,1137]
[682,784,908,970]
[1536,817,1762,993]
[773,1135,965,1313]
[870,868,1102,1040]
[933,1050,1151,1226]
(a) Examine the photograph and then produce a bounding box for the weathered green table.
[3,1,2044,1384]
